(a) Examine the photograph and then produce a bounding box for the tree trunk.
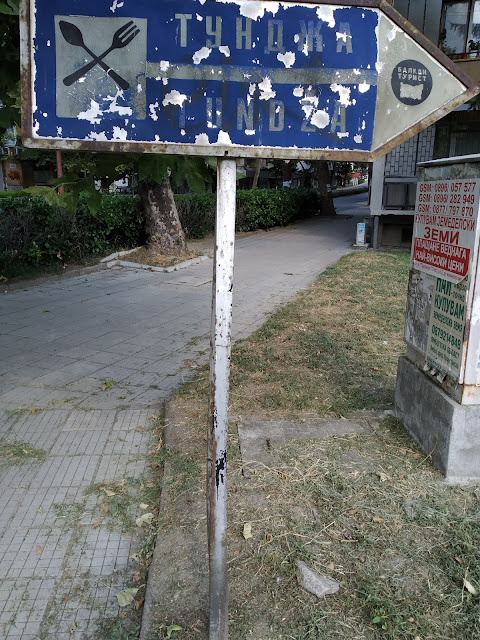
[251,159,264,189]
[138,177,188,256]
[314,161,337,216]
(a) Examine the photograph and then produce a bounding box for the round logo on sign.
[391,60,433,106]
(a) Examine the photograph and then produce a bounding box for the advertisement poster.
[3,162,23,190]
[412,179,480,283]
[426,275,469,380]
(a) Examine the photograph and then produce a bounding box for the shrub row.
[0,188,321,273]
[176,187,320,237]
[0,193,145,272]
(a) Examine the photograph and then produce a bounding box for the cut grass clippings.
[0,440,47,466]
[226,418,480,639]
[160,251,480,639]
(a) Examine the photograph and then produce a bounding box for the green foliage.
[175,192,216,238]
[175,188,320,239]
[0,185,322,276]
[0,193,144,275]
[0,1,19,15]
[236,188,320,232]
[175,187,321,240]
[26,241,42,264]
[0,3,20,132]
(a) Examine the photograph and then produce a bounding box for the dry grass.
[158,251,480,639]
[185,251,410,419]
[0,440,47,465]
[123,247,202,268]
[225,418,480,639]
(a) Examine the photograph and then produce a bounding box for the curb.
[139,399,208,639]
[140,399,173,640]
[4,262,110,290]
[102,253,211,273]
[100,246,145,263]
[139,397,209,640]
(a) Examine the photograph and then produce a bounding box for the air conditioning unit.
[1,147,10,156]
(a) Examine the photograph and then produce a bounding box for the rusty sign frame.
[20,0,479,161]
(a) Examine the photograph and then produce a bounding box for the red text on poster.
[413,179,480,283]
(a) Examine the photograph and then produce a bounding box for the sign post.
[207,157,236,640]
[20,0,479,636]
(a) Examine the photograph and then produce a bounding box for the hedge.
[0,188,321,273]
[0,193,145,271]
[176,188,320,237]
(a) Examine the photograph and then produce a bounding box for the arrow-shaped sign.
[21,0,479,160]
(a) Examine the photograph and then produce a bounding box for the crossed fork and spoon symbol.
[60,20,140,90]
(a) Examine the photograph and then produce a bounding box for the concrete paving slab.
[0,207,361,638]
[238,418,374,466]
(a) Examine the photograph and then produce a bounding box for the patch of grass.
[225,417,480,639]
[52,501,86,521]
[84,475,154,534]
[0,440,47,465]
[229,252,410,417]
[156,251,480,639]
[97,620,140,640]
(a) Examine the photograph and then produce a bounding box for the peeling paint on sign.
[30,0,378,151]
[162,90,189,108]
[24,0,476,159]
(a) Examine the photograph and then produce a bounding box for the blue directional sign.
[21,0,478,159]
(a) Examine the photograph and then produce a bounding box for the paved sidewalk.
[0,212,359,639]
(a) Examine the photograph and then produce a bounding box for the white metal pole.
[207,157,237,640]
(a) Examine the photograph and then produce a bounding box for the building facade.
[370,0,480,247]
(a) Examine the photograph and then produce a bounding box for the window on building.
[450,128,480,155]
[441,0,480,57]
[383,181,417,210]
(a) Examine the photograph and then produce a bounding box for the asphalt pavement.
[0,195,366,639]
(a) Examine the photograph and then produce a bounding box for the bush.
[0,193,144,272]
[175,188,320,238]
[0,187,321,276]
[175,192,216,239]
[236,188,320,232]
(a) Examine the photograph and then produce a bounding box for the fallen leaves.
[101,380,117,392]
[406,448,422,459]
[463,578,478,596]
[376,471,390,482]
[99,487,116,497]
[243,522,252,540]
[116,587,139,607]
[35,545,43,555]
[136,513,155,527]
